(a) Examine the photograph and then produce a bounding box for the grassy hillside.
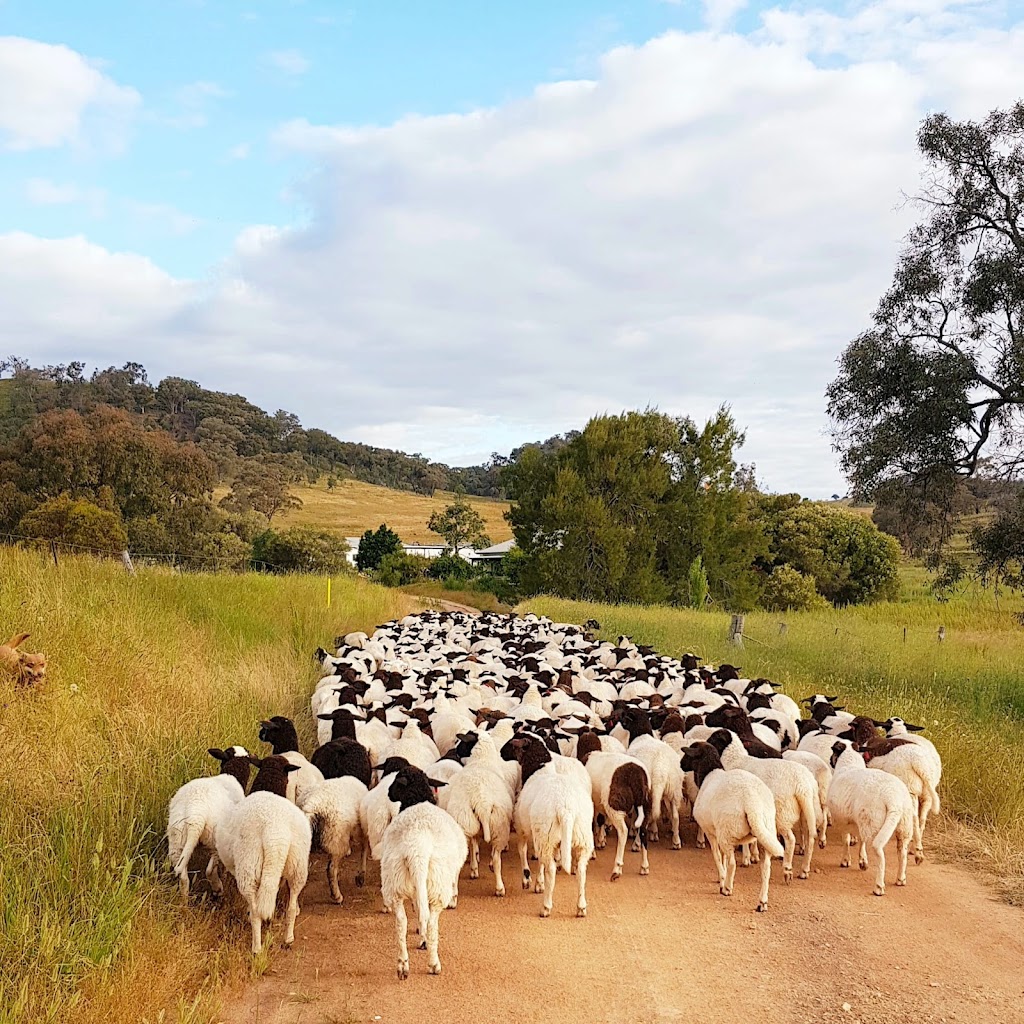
[523,593,1024,902]
[264,478,514,544]
[0,549,415,1024]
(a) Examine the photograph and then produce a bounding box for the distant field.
[262,479,514,544]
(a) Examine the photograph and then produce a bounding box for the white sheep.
[166,746,249,899]
[210,756,312,953]
[826,742,916,896]
[379,765,468,979]
[513,737,594,918]
[584,750,651,880]
[680,742,784,912]
[300,776,369,904]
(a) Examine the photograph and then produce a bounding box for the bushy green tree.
[19,496,128,554]
[425,553,474,580]
[505,408,764,608]
[219,458,303,522]
[427,494,490,554]
[687,556,709,609]
[356,523,403,571]
[762,503,901,605]
[252,527,350,574]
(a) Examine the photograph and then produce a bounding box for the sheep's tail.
[876,805,904,850]
[796,787,817,849]
[559,811,574,875]
[925,773,940,816]
[248,839,284,924]
[169,819,202,878]
[748,806,785,860]
[414,865,431,941]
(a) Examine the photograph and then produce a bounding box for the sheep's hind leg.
[575,847,589,917]
[327,856,342,904]
[283,878,302,946]
[394,899,410,979]
[539,856,557,917]
[871,839,886,896]
[895,829,909,888]
[469,838,480,880]
[782,829,796,883]
[519,835,531,890]
[492,843,505,897]
[611,815,627,881]
[426,908,442,975]
[756,850,771,912]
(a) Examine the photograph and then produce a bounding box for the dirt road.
[221,835,1023,1024]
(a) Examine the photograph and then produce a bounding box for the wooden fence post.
[937,626,946,643]
[728,614,744,647]
[778,622,788,636]
[121,550,135,575]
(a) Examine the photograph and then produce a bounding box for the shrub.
[356,524,403,571]
[18,496,127,555]
[761,564,828,611]
[252,527,350,574]
[376,551,431,587]
[687,556,709,609]
[426,553,474,580]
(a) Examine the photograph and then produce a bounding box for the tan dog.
[1,632,48,688]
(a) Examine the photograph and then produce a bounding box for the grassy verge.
[522,594,1024,904]
[0,548,415,1024]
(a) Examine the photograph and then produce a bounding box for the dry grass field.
[215,478,513,544]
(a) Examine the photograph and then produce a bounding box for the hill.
[280,479,513,544]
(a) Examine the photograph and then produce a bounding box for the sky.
[1,1,1022,497]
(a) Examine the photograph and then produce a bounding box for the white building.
[344,537,491,568]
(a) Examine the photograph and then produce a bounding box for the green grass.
[522,591,1024,901]
[0,549,416,1024]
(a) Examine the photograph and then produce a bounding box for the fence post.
[50,540,59,567]
[778,622,788,636]
[937,625,946,643]
[728,613,744,647]
[121,550,135,575]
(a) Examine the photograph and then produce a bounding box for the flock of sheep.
[166,610,943,978]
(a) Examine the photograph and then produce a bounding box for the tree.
[355,523,403,571]
[251,527,350,574]
[219,458,302,522]
[761,565,828,611]
[505,408,765,608]
[375,550,431,586]
[427,495,490,556]
[327,475,338,491]
[760,503,901,605]
[19,496,127,555]
[828,102,1024,545]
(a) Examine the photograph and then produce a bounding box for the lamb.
[379,765,468,979]
[826,741,916,896]
[210,755,312,953]
[301,776,369,904]
[679,742,784,912]
[583,750,652,880]
[511,735,594,918]
[166,746,251,899]
[257,716,325,805]
[706,729,818,881]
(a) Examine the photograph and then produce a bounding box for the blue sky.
[2,0,713,276]
[2,0,1023,494]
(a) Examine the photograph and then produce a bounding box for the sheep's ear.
[905,722,926,732]
[317,713,336,720]
[283,763,302,774]
[426,777,448,788]
[247,755,265,767]
[208,748,227,761]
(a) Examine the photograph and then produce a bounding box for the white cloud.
[25,178,108,216]
[703,0,749,31]
[124,200,204,236]
[3,3,1023,495]
[0,36,140,151]
[267,49,311,75]
[227,142,251,160]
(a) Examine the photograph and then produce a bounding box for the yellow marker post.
[326,577,332,608]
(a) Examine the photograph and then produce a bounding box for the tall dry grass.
[0,548,414,1024]
[524,593,1024,902]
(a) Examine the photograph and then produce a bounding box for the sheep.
[679,742,784,912]
[583,750,652,880]
[301,776,369,904]
[618,708,684,848]
[706,729,819,882]
[782,749,832,848]
[443,734,515,897]
[379,765,468,979]
[210,755,312,953]
[257,716,325,805]
[825,741,916,896]
[390,719,441,771]
[511,735,594,918]
[166,746,251,899]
